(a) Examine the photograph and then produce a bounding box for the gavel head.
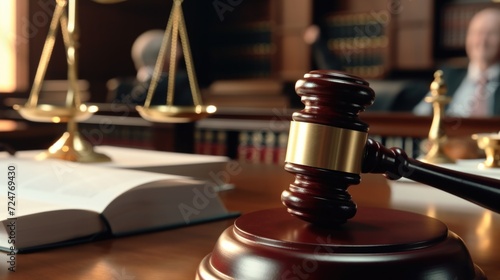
[282,70,375,226]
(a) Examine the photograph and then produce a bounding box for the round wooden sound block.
[197,207,485,280]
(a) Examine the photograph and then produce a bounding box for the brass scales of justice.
[14,0,215,162]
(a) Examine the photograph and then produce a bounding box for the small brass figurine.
[420,70,455,164]
[472,132,500,168]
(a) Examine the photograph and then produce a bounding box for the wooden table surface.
[1,162,498,279]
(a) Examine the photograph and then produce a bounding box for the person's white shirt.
[413,63,500,117]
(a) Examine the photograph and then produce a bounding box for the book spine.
[324,12,389,79]
[201,131,214,155]
[263,131,276,164]
[195,129,203,154]
[79,124,154,150]
[237,131,252,161]
[210,21,273,79]
[277,132,288,165]
[249,131,264,164]
[194,128,288,165]
[214,131,227,156]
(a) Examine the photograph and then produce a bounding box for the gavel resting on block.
[197,70,500,280]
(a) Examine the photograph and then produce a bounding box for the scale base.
[36,131,111,163]
[197,207,485,280]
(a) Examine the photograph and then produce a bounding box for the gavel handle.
[362,139,500,213]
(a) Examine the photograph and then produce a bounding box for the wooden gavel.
[282,70,500,226]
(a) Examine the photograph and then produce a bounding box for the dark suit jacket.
[440,66,500,115]
[394,65,500,115]
[111,71,193,106]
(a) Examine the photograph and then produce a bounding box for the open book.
[0,158,233,252]
[11,146,234,191]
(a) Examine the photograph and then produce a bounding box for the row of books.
[336,48,387,79]
[195,130,227,157]
[237,130,288,165]
[325,13,387,40]
[194,127,423,166]
[209,21,273,79]
[78,124,421,165]
[328,36,388,51]
[195,129,289,165]
[338,48,385,66]
[204,78,289,108]
[372,135,422,159]
[323,12,391,79]
[79,123,154,150]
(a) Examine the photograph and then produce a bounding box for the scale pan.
[136,105,216,123]
[13,104,98,123]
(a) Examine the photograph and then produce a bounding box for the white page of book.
[93,146,229,168]
[4,146,229,169]
[0,158,188,216]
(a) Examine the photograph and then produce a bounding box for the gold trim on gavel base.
[285,121,368,174]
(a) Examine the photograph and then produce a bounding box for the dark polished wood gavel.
[281,70,500,226]
[197,70,495,280]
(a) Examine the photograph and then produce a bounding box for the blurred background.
[1,0,499,160]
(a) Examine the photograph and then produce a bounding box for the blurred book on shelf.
[208,79,282,95]
[210,20,273,79]
[205,78,289,108]
[323,12,392,79]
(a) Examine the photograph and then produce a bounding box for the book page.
[0,147,229,168]
[93,146,229,168]
[0,158,187,214]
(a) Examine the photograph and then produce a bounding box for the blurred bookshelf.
[207,0,500,82]
[209,0,273,80]
[9,0,500,156]
[207,0,312,82]
[314,0,435,79]
[323,12,392,79]
[210,20,273,79]
[206,0,311,109]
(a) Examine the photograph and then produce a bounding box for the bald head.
[466,8,500,70]
[131,30,165,70]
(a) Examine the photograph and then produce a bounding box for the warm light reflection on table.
[0,120,23,132]
[425,205,437,218]
[475,211,493,254]
[387,178,499,274]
